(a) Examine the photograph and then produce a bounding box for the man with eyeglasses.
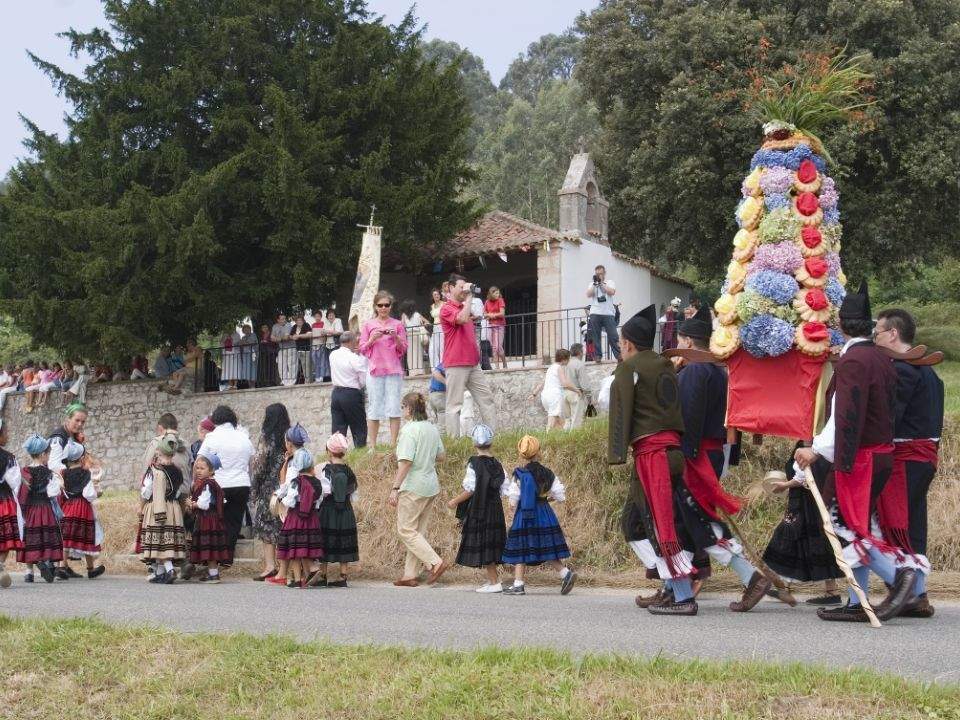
[872,308,944,618]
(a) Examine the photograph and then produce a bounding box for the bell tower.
[557,142,609,245]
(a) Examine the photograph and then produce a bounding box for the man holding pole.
[794,282,916,622]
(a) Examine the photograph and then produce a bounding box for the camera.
[466,283,482,295]
[593,274,601,284]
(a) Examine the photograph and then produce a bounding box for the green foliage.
[0,0,478,359]
[500,30,582,103]
[916,326,960,361]
[577,0,960,277]
[0,317,58,365]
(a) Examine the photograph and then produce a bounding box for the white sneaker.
[475,582,503,594]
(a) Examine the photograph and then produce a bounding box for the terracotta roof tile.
[441,211,571,258]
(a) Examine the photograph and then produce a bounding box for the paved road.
[2,573,957,683]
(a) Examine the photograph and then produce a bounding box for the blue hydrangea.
[823,207,841,225]
[764,193,791,211]
[825,277,846,306]
[829,328,845,347]
[720,279,731,295]
[750,149,788,170]
[745,270,799,305]
[740,314,795,358]
[784,143,827,172]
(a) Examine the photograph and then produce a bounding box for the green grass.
[939,361,960,416]
[0,616,956,719]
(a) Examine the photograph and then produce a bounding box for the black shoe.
[39,562,56,584]
[160,570,176,585]
[817,603,869,622]
[805,593,843,606]
[64,566,83,579]
[23,572,34,583]
[148,571,164,584]
[648,598,698,616]
[502,584,526,595]
[560,570,577,595]
[874,568,917,621]
[306,570,327,587]
[87,565,106,579]
[179,563,196,581]
[54,567,70,581]
[327,575,348,588]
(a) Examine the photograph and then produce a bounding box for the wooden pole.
[802,467,881,628]
[720,510,797,607]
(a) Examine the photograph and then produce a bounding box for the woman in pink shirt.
[359,290,408,447]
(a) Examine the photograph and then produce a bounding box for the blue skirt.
[502,501,570,565]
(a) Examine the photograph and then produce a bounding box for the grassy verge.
[0,616,956,719]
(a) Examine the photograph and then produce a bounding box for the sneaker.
[0,570,10,589]
[87,565,106,579]
[805,593,843,606]
[199,573,221,584]
[560,570,577,596]
[502,583,526,595]
[179,563,196,581]
[817,603,869,622]
[23,572,34,583]
[648,598,698,616]
[54,567,71,581]
[476,582,503,594]
[39,562,56,584]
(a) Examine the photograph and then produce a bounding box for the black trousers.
[906,460,936,554]
[331,386,367,447]
[222,486,250,556]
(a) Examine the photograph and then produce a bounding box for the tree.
[577,0,960,280]
[0,0,477,361]
[500,30,582,103]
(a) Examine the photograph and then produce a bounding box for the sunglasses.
[376,302,392,308]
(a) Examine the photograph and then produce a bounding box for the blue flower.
[823,207,841,224]
[740,314,795,358]
[829,328,845,347]
[825,277,846,306]
[784,143,827,172]
[745,270,799,305]
[764,193,791,211]
[750,149,788,170]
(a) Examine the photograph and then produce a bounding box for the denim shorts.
[366,373,403,420]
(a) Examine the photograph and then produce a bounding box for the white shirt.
[587,278,616,316]
[198,424,254,489]
[329,346,367,389]
[597,374,616,413]
[809,337,870,466]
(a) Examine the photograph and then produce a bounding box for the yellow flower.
[710,323,741,359]
[726,260,747,285]
[715,293,736,316]
[838,270,847,287]
[733,229,753,250]
[743,167,763,197]
[737,196,762,228]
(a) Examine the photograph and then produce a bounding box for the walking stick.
[719,510,797,607]
[801,467,881,628]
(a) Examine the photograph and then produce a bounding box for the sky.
[0,0,597,175]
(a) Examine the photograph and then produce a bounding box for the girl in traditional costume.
[0,421,23,588]
[448,424,507,593]
[17,434,63,583]
[187,450,231,583]
[277,447,323,588]
[59,439,105,578]
[139,432,187,584]
[501,435,576,596]
[314,433,359,588]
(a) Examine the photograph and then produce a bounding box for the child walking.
[501,435,576,596]
[139,432,188,584]
[277,447,324,588]
[0,421,23,588]
[314,433,359,588]
[267,423,312,586]
[59,439,106,579]
[17,434,63,583]
[187,450,231,584]
[448,424,507,593]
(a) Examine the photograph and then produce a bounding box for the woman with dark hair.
[250,403,291,580]
[198,405,254,561]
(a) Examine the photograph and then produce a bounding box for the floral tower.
[709,54,871,438]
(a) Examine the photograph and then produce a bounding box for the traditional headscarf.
[471,423,494,448]
[285,423,309,447]
[23,434,50,456]
[64,439,86,463]
[290,447,314,472]
[198,449,222,471]
[325,432,349,456]
[517,435,540,460]
[157,432,180,457]
[199,416,216,433]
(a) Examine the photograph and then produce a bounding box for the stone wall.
[0,362,615,490]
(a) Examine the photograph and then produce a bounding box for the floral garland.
[740,314,795,358]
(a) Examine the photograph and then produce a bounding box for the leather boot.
[729,571,772,612]
[874,568,917,621]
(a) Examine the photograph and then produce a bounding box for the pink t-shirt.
[359,317,408,376]
[485,298,506,326]
[440,301,480,368]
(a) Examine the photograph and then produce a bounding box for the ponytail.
[402,392,428,422]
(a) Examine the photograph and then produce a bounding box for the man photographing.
[440,274,497,437]
[586,265,620,362]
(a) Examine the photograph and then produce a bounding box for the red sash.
[876,440,938,554]
[632,431,683,573]
[682,438,742,520]
[834,443,894,554]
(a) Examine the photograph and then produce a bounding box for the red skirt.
[276,511,324,560]
[61,496,100,554]
[0,496,22,552]
[190,511,232,563]
[17,501,63,563]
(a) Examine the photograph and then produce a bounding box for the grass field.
[0,616,957,720]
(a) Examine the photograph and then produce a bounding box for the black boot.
[874,568,917,621]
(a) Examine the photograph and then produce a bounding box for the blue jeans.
[587,314,621,360]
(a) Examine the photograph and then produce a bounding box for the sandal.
[254,569,278,582]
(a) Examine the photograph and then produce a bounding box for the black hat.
[678,305,712,341]
[839,280,872,323]
[621,305,658,349]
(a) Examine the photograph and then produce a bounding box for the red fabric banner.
[726,348,828,439]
